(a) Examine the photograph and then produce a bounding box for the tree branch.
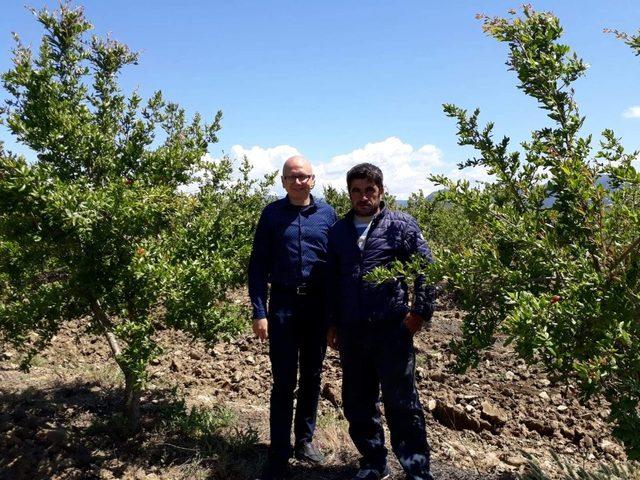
[89,298,122,358]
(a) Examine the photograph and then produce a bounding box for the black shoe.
[351,464,390,480]
[256,461,289,480]
[294,441,326,465]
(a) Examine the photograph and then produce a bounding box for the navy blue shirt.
[248,195,338,319]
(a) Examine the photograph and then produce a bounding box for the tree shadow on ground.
[0,381,514,480]
[0,381,353,479]
[1,381,222,478]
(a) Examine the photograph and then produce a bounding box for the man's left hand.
[403,312,424,335]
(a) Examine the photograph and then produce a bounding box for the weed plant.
[523,453,640,480]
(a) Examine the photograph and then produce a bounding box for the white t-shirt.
[354,215,373,251]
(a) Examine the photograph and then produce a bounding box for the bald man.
[248,156,337,480]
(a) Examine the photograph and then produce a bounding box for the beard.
[354,201,379,216]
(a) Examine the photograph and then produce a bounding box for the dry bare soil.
[0,299,628,480]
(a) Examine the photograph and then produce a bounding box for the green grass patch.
[523,452,640,480]
[158,389,262,479]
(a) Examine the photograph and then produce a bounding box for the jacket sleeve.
[325,228,340,328]
[403,216,435,323]
[248,208,271,319]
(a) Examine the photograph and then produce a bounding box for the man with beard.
[326,163,435,480]
[249,155,337,480]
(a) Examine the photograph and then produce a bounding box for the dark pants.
[267,288,327,464]
[340,322,433,480]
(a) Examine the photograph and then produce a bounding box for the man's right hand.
[253,318,268,341]
[327,326,339,350]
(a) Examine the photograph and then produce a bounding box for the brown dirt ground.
[0,297,628,480]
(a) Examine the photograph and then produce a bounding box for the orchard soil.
[0,295,628,480]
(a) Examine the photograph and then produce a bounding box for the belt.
[271,283,313,296]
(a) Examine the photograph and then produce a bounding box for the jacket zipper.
[359,213,380,323]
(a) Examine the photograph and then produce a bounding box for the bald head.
[281,155,315,206]
[282,155,313,176]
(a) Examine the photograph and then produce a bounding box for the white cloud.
[226,144,300,196]
[446,164,494,185]
[228,144,299,180]
[183,137,493,199]
[623,106,640,118]
[315,137,444,199]
[179,144,299,195]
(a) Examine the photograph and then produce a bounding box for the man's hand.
[403,312,424,335]
[327,326,339,350]
[253,318,268,341]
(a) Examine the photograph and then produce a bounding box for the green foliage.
[147,157,275,345]
[384,192,398,211]
[403,190,477,255]
[159,390,261,478]
[628,32,640,56]
[160,390,235,436]
[368,6,640,456]
[0,3,272,427]
[323,185,351,217]
[607,28,640,57]
[523,452,640,479]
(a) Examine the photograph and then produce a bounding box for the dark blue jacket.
[326,204,435,328]
[248,195,338,319]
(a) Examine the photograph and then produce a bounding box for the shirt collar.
[284,193,316,211]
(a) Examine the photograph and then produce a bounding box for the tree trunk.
[89,298,141,432]
[123,372,141,432]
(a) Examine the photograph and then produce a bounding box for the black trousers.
[339,321,434,480]
[267,288,327,464]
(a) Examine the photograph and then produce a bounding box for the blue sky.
[1,1,639,197]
